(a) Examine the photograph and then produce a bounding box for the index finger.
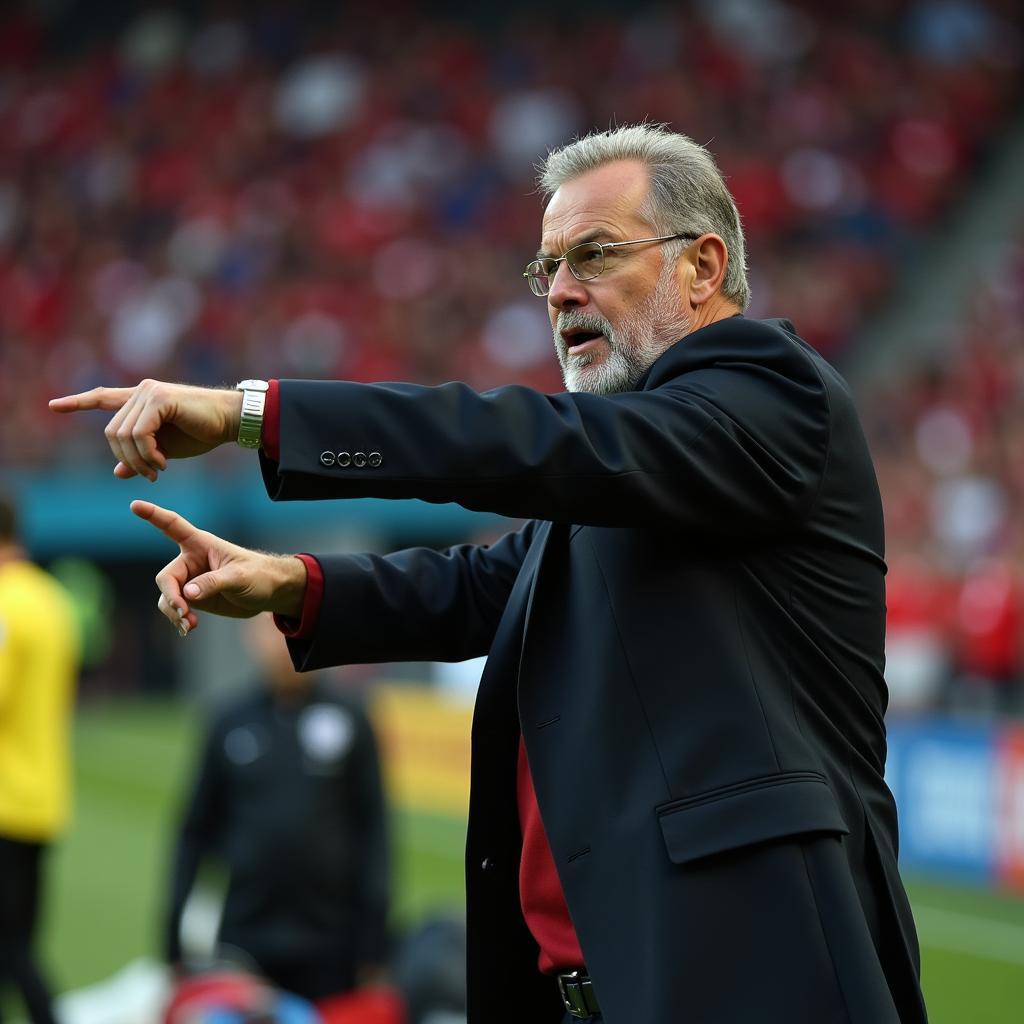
[49,386,135,413]
[130,500,198,545]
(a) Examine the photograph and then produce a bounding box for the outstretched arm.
[286,521,538,670]
[130,498,532,661]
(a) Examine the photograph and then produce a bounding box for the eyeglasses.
[523,233,699,297]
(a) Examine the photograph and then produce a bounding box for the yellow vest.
[0,559,80,840]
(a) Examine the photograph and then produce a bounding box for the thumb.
[182,569,236,603]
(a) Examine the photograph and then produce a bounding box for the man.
[0,495,80,1024]
[52,125,928,1023]
[165,614,390,1005]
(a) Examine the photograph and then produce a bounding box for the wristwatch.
[235,379,270,449]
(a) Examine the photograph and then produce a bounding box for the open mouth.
[562,329,605,355]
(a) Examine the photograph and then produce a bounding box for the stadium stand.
[868,224,1024,713]
[3,0,1023,712]
[3,1,1022,453]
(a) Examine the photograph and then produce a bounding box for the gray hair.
[538,124,750,310]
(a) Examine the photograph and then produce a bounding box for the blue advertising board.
[886,718,1006,886]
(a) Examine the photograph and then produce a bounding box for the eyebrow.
[535,230,615,261]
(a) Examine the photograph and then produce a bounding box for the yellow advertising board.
[369,683,473,817]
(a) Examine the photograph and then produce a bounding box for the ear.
[683,234,730,306]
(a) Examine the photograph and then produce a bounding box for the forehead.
[541,160,653,254]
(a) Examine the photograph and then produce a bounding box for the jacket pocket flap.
[657,772,849,865]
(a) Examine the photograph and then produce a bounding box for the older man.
[52,125,927,1024]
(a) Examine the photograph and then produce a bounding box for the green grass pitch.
[3,698,1022,1021]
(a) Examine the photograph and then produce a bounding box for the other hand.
[49,380,242,482]
[131,500,307,634]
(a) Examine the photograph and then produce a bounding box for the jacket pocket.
[656,770,849,865]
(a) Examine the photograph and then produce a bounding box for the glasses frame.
[523,232,700,296]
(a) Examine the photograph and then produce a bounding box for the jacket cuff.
[261,378,281,462]
[273,553,323,639]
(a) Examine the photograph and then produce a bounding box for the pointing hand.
[130,500,307,634]
[49,380,243,482]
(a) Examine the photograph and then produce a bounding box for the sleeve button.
[319,451,336,467]
[336,451,352,467]
[368,451,382,468]
[352,451,368,468]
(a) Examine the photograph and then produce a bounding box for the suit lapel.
[519,521,552,643]
[516,520,570,705]
[471,520,551,734]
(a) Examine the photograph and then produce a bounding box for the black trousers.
[0,836,58,1024]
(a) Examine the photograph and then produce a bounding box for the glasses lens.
[525,259,554,296]
[566,241,604,281]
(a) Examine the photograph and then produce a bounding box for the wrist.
[268,554,308,619]
[224,389,243,446]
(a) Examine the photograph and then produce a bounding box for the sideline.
[914,904,1024,966]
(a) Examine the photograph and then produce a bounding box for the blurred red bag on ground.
[317,985,407,1024]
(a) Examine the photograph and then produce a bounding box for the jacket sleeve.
[259,334,829,535]
[164,720,227,964]
[285,521,537,672]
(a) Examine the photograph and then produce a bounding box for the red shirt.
[264,379,583,972]
[516,735,585,971]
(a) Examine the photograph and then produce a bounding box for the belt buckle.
[557,970,592,1019]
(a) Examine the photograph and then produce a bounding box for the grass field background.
[3,698,1023,1021]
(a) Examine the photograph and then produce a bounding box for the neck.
[690,294,741,333]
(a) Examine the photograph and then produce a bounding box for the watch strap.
[237,386,267,449]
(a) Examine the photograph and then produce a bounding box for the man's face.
[540,160,692,395]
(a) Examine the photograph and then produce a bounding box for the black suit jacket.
[260,316,928,1024]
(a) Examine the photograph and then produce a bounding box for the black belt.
[557,969,601,1019]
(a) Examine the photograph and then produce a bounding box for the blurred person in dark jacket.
[164,614,390,1004]
[0,495,80,1024]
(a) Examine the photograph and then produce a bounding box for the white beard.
[554,262,692,396]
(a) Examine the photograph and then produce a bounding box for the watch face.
[237,379,269,392]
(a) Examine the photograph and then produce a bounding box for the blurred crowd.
[1,0,1023,715]
[868,228,1024,715]
[2,0,1021,457]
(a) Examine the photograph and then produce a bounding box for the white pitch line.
[913,904,1024,966]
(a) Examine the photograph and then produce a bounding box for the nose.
[547,261,588,312]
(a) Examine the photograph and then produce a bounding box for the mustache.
[554,309,615,349]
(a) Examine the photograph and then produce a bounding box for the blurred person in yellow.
[0,494,80,1024]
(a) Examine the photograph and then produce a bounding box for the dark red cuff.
[273,553,323,639]
[262,378,280,462]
